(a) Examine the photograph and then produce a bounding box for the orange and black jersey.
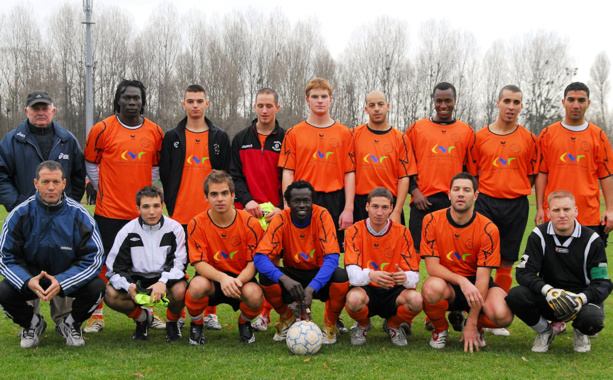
[256,205,339,271]
[405,118,475,198]
[351,124,416,196]
[84,115,163,220]
[472,125,537,198]
[344,220,419,287]
[188,209,264,276]
[420,208,500,277]
[538,122,613,225]
[278,121,355,193]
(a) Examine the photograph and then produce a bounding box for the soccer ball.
[286,321,323,355]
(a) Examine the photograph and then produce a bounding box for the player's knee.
[187,277,211,299]
[241,283,264,307]
[168,281,187,303]
[103,285,124,305]
[573,303,605,335]
[400,289,423,312]
[421,277,446,303]
[345,289,367,312]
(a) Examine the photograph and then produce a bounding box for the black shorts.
[474,193,529,262]
[448,276,499,312]
[354,194,406,226]
[192,272,258,311]
[408,192,450,251]
[131,274,186,292]
[259,266,348,304]
[313,189,345,249]
[358,285,405,319]
[94,214,131,255]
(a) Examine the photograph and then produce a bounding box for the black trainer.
[238,322,255,344]
[189,322,206,346]
[166,320,182,343]
[132,309,152,341]
[337,318,349,334]
[448,310,466,332]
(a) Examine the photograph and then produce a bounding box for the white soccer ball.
[286,320,323,355]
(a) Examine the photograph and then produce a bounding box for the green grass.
[0,198,612,379]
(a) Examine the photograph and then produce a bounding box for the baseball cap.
[26,91,53,107]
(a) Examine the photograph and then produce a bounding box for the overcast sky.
[3,0,610,85]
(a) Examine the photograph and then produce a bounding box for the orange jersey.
[420,208,500,277]
[278,121,355,193]
[188,209,263,276]
[256,205,339,271]
[538,122,613,225]
[352,124,416,196]
[344,220,419,287]
[472,125,537,198]
[84,115,163,219]
[405,118,475,198]
[172,130,212,224]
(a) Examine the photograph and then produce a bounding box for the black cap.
[26,91,53,107]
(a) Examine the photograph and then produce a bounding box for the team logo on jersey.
[363,154,388,163]
[186,155,210,164]
[492,157,516,166]
[368,261,390,271]
[313,151,334,159]
[214,251,238,260]
[446,251,471,261]
[121,150,146,160]
[272,141,282,152]
[559,152,585,162]
[294,249,315,262]
[431,145,455,154]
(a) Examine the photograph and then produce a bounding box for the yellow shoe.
[150,313,166,330]
[273,314,296,341]
[83,317,104,334]
[322,323,339,345]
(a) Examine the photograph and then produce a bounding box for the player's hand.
[564,291,585,320]
[369,271,395,289]
[391,264,407,285]
[460,280,484,309]
[546,288,578,320]
[27,272,46,301]
[41,272,61,301]
[535,208,545,226]
[245,201,264,219]
[265,207,281,222]
[338,209,353,231]
[411,190,431,211]
[601,211,613,233]
[148,281,167,303]
[279,275,304,302]
[460,323,481,353]
[220,274,243,299]
[296,287,315,322]
[128,284,139,301]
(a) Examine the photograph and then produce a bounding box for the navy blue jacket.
[0,193,104,296]
[0,119,86,211]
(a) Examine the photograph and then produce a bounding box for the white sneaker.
[251,313,270,332]
[83,317,104,333]
[203,314,222,330]
[150,313,166,330]
[20,315,47,349]
[573,329,591,353]
[58,320,85,347]
[429,329,449,349]
[485,327,510,337]
[532,325,555,353]
[178,317,186,330]
[350,323,372,346]
[383,320,407,346]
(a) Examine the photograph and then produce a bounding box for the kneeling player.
[184,171,265,345]
[344,187,422,346]
[506,191,612,353]
[421,173,513,352]
[254,180,349,344]
[105,186,187,342]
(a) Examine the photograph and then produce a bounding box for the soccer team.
[0,78,611,354]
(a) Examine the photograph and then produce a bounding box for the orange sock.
[346,305,370,327]
[261,284,289,317]
[185,289,209,324]
[166,309,181,322]
[477,313,500,329]
[262,299,273,313]
[127,306,142,320]
[494,267,513,293]
[180,308,186,319]
[325,282,349,325]
[388,305,420,328]
[423,300,450,331]
[203,305,217,317]
[239,302,263,323]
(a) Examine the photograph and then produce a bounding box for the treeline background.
[0,3,611,147]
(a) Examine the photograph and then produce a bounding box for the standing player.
[84,80,164,333]
[230,87,285,331]
[104,186,187,342]
[506,191,612,352]
[471,85,537,336]
[160,84,231,331]
[344,187,422,346]
[535,82,613,335]
[352,90,415,224]
[279,78,355,247]
[420,173,513,352]
[184,171,264,345]
[254,180,349,344]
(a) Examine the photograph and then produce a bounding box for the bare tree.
[479,42,509,129]
[589,51,610,131]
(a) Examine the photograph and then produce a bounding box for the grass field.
[0,197,612,379]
